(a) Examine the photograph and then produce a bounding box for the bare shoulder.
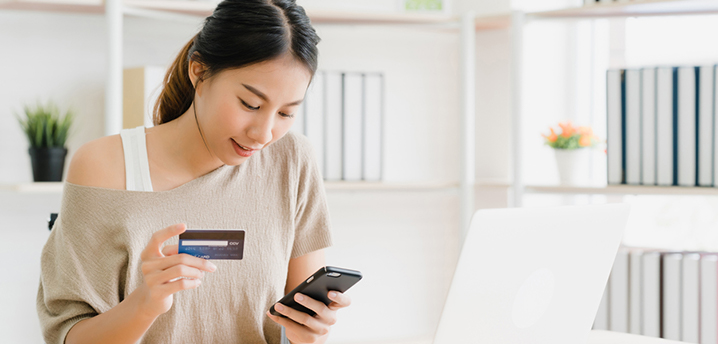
[65,134,126,190]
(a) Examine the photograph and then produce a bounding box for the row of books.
[606,66,718,187]
[593,247,718,343]
[290,71,384,182]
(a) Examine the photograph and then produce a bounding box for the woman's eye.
[279,112,294,119]
[240,99,260,111]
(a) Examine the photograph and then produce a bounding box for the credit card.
[178,229,245,260]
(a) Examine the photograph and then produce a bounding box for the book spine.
[681,253,700,342]
[607,69,625,185]
[610,249,630,332]
[626,69,642,185]
[641,68,657,185]
[698,66,714,186]
[642,251,661,337]
[662,253,683,341]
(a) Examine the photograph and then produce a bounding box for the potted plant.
[542,121,600,185]
[16,101,74,182]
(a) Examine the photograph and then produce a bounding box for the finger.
[266,311,324,343]
[327,291,351,310]
[294,293,333,322]
[141,223,186,260]
[272,303,323,330]
[146,264,205,287]
[147,252,217,274]
[161,244,178,256]
[156,276,202,296]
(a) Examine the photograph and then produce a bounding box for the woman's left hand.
[266,291,351,344]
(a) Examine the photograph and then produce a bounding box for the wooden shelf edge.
[524,184,718,196]
[324,181,460,191]
[0,182,64,193]
[528,0,718,19]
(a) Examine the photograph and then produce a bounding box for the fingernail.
[275,304,284,311]
[329,291,337,298]
[295,293,304,301]
[209,263,217,271]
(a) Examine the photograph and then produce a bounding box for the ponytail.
[152,34,198,126]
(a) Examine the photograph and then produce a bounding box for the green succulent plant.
[16,101,74,148]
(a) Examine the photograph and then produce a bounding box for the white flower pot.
[553,149,589,185]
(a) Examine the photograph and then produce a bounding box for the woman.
[36,1,349,343]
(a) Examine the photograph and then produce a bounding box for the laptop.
[433,203,631,344]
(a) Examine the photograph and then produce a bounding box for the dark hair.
[152,0,320,125]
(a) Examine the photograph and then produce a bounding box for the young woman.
[36,1,349,343]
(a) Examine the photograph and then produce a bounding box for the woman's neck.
[145,105,226,183]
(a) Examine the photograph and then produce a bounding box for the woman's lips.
[232,139,256,158]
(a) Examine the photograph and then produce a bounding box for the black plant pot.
[29,147,68,182]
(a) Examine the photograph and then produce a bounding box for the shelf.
[524,184,718,196]
[0,181,459,193]
[324,181,459,191]
[0,0,511,30]
[0,0,103,14]
[0,182,64,193]
[528,0,718,19]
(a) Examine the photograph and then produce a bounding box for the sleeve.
[290,135,334,259]
[36,186,129,344]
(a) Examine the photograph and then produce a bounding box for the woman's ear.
[188,55,207,96]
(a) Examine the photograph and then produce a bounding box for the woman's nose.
[246,113,273,146]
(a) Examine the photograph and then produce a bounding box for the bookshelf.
[506,0,718,207]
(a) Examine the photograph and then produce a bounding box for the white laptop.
[433,203,631,344]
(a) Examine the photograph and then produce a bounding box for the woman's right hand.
[136,223,217,319]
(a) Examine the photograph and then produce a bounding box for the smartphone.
[270,266,362,318]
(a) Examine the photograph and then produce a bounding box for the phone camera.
[327,272,341,278]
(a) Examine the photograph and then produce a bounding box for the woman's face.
[190,54,312,165]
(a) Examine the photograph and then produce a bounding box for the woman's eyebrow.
[242,83,303,106]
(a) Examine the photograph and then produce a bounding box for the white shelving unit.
[508,0,718,203]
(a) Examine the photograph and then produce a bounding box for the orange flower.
[558,121,575,138]
[579,135,592,147]
[578,126,593,136]
[542,128,558,143]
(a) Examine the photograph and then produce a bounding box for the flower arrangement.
[542,121,600,150]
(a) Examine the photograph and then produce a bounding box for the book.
[656,67,675,186]
[609,249,629,332]
[362,73,383,182]
[698,65,714,186]
[662,253,683,341]
[681,253,700,342]
[642,251,661,337]
[304,71,326,177]
[594,283,610,331]
[677,66,697,187]
[701,254,718,344]
[290,99,305,136]
[629,249,642,335]
[625,69,642,185]
[324,71,344,181]
[641,68,657,185]
[122,65,165,129]
[342,73,364,181]
[607,69,625,185]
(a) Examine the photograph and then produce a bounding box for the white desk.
[362,330,689,344]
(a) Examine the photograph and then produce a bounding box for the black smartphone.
[270,266,362,317]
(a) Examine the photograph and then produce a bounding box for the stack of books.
[594,247,718,343]
[290,71,385,182]
[606,66,718,187]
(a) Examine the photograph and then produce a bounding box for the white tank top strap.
[119,125,154,192]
